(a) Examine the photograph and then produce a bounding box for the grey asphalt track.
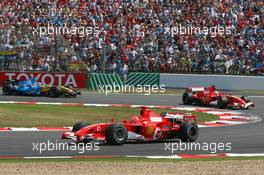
[0,93,263,156]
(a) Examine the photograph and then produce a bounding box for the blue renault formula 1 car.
[2,78,81,97]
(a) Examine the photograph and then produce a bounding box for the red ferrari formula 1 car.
[62,107,199,145]
[182,85,255,109]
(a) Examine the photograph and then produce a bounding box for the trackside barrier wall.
[87,73,123,90]
[125,72,160,86]
[0,72,87,88]
[160,73,264,90]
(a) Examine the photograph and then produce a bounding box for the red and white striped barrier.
[0,101,260,131]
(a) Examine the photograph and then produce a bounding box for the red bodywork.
[62,108,197,143]
[185,86,255,109]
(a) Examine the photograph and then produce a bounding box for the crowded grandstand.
[0,0,263,75]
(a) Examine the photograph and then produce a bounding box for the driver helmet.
[209,85,216,91]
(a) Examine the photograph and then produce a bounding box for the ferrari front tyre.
[2,83,14,95]
[48,86,61,97]
[182,92,193,105]
[72,122,89,132]
[217,96,228,109]
[106,124,128,145]
[179,121,199,142]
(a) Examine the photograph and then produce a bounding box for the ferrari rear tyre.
[2,83,14,95]
[217,96,228,109]
[72,122,89,132]
[179,121,199,142]
[182,92,193,105]
[48,86,61,97]
[106,124,128,145]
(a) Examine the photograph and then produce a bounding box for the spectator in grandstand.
[120,63,129,82]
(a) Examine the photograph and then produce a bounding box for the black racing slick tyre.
[179,121,199,142]
[182,92,193,105]
[72,122,89,132]
[2,83,14,95]
[217,96,228,109]
[106,124,128,145]
[48,86,61,97]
